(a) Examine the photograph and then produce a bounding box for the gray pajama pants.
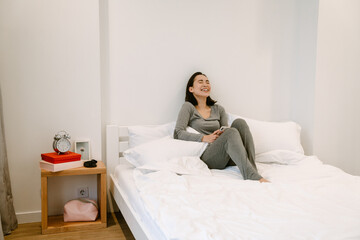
[200,118,262,180]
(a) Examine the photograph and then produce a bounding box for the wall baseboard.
[16,211,41,224]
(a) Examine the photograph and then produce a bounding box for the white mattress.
[113,162,167,240]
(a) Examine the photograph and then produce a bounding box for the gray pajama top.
[174,102,228,142]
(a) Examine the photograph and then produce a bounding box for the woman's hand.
[213,129,223,136]
[202,130,222,143]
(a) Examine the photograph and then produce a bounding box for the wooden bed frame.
[106,125,155,240]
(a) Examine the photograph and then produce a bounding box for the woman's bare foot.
[259,178,270,183]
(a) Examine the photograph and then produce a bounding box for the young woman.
[174,72,268,182]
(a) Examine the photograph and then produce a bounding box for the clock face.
[57,138,71,153]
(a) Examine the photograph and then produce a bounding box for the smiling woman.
[174,72,269,182]
[185,72,216,110]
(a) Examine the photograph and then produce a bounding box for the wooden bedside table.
[41,161,107,234]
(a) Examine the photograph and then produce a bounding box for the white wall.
[104,0,318,154]
[0,0,101,222]
[290,1,319,154]
[313,0,360,175]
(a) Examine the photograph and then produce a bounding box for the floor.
[4,212,135,240]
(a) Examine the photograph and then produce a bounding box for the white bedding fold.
[134,153,360,240]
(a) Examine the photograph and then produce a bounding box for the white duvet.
[134,151,360,240]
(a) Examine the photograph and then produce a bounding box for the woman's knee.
[222,128,245,150]
[223,127,241,140]
[231,118,249,130]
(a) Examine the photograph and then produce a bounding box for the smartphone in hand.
[219,126,229,132]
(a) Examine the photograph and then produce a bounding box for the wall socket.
[77,187,89,198]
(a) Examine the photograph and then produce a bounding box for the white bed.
[106,118,360,240]
[107,125,163,240]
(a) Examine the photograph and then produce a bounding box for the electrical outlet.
[77,187,89,198]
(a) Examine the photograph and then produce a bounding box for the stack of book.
[40,152,82,172]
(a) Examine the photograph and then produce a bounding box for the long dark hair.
[185,72,217,106]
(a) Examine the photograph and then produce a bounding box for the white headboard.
[106,125,130,177]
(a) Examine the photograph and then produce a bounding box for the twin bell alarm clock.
[53,130,71,154]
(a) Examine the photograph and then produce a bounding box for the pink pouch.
[63,198,98,222]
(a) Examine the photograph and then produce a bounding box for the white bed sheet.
[113,162,167,240]
[132,153,360,240]
[113,161,249,240]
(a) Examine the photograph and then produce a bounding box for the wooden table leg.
[97,172,107,225]
[41,176,48,233]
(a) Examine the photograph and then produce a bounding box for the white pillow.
[228,113,304,155]
[255,150,306,165]
[128,122,176,148]
[138,156,212,176]
[123,136,208,167]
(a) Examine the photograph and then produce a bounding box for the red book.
[41,152,82,164]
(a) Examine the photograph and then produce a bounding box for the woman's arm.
[219,105,228,127]
[174,102,204,142]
